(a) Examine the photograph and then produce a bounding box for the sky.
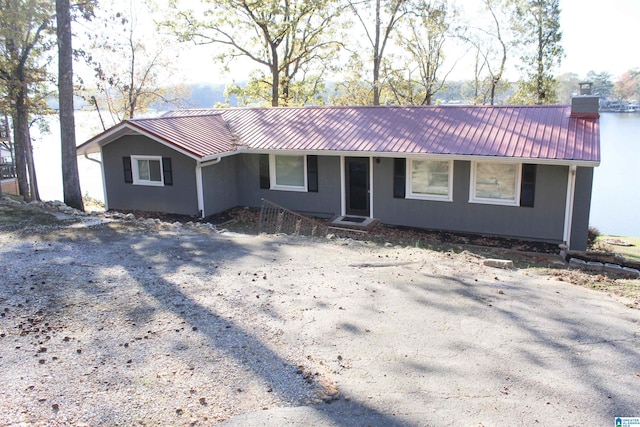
[558,0,640,79]
[87,0,639,85]
[176,0,639,85]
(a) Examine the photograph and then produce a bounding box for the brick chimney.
[571,82,600,118]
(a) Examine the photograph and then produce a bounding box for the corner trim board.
[196,164,204,218]
[563,165,577,248]
[340,156,346,216]
[99,147,109,211]
[369,156,374,218]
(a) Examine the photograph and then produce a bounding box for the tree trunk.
[56,0,84,210]
[372,0,381,106]
[536,16,544,104]
[25,127,40,201]
[13,86,31,202]
[271,51,279,107]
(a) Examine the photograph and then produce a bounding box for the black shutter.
[162,157,173,186]
[393,158,406,198]
[520,164,536,207]
[259,154,270,189]
[307,155,318,192]
[123,156,133,183]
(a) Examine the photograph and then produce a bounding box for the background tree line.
[162,0,565,107]
[1,0,638,206]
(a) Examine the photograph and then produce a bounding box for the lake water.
[31,111,106,205]
[589,112,640,237]
[30,111,640,237]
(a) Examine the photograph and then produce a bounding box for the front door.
[345,157,370,217]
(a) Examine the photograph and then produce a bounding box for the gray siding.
[101,138,593,248]
[373,159,568,243]
[201,155,239,216]
[236,153,341,217]
[102,135,199,216]
[570,167,594,251]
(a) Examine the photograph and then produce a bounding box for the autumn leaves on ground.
[1,199,639,426]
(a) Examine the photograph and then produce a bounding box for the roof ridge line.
[151,105,573,117]
[132,113,224,121]
[206,104,572,111]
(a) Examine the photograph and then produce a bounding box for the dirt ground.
[1,200,639,426]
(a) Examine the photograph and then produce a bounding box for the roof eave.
[76,121,205,161]
[126,121,204,160]
[76,121,130,155]
[242,148,600,167]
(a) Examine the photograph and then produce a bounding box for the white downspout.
[340,156,346,216]
[196,157,221,218]
[563,165,577,249]
[85,150,109,211]
[84,152,101,165]
[369,156,374,218]
[196,164,204,218]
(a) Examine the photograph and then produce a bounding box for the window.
[269,154,307,191]
[129,155,165,186]
[470,162,521,205]
[407,159,453,201]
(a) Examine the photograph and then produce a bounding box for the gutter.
[243,149,600,168]
[199,157,222,168]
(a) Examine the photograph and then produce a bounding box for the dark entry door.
[345,157,370,216]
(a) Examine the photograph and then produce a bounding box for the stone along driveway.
[0,216,638,426]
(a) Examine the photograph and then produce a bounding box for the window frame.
[469,161,522,206]
[131,155,165,187]
[406,158,454,202]
[269,154,308,192]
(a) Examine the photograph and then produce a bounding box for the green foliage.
[77,0,188,123]
[329,54,374,106]
[163,0,343,106]
[0,0,57,201]
[389,0,453,105]
[225,72,272,107]
[587,226,600,250]
[0,0,56,112]
[554,72,579,104]
[509,0,563,104]
[344,0,410,105]
[586,70,614,98]
[466,0,510,105]
[555,71,615,104]
[614,69,640,102]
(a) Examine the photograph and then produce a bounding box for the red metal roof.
[78,105,600,164]
[221,105,599,163]
[128,114,232,158]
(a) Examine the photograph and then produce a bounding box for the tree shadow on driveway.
[387,270,640,424]
[0,222,411,426]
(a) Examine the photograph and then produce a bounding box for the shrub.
[587,226,600,249]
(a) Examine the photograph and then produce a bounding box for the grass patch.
[3,194,24,203]
[595,235,640,263]
[542,267,640,309]
[0,202,75,231]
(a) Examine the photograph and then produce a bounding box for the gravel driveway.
[1,204,638,426]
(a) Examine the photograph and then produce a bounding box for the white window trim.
[269,154,308,192]
[406,158,453,202]
[131,155,164,187]
[469,161,521,206]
